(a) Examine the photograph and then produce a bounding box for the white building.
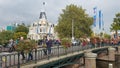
[0,27,5,32]
[28,11,55,40]
[111,30,120,39]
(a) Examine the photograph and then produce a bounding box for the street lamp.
[72,19,74,53]
[72,19,74,41]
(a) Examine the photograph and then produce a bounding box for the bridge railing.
[0,47,10,52]
[0,42,118,68]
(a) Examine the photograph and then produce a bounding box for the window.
[38,24,41,26]
[43,28,46,33]
[40,28,42,32]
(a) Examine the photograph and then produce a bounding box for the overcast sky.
[0,0,120,34]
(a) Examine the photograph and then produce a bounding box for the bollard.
[109,63,113,68]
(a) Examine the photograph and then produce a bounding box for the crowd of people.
[6,37,60,60]
[2,36,120,61]
[5,37,35,61]
[80,37,120,49]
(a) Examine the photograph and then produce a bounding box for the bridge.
[0,44,120,68]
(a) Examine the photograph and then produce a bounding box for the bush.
[61,38,71,48]
[16,39,37,53]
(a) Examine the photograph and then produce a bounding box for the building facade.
[28,11,55,40]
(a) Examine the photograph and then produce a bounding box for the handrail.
[0,43,119,68]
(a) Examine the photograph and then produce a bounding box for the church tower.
[39,2,47,19]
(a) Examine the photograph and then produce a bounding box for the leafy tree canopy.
[13,32,27,40]
[110,13,120,37]
[15,24,29,34]
[56,4,93,39]
[0,31,13,45]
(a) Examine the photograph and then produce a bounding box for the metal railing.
[0,43,118,68]
[0,47,9,52]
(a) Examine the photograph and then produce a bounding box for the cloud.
[0,0,120,34]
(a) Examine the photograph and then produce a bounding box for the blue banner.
[93,15,96,27]
[99,10,101,29]
[93,7,97,27]
[102,13,104,30]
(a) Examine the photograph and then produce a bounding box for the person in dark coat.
[46,39,52,54]
[42,38,48,55]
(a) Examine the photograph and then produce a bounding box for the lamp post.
[72,19,74,53]
[72,19,74,41]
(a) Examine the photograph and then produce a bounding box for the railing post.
[72,45,73,53]
[35,49,37,63]
[18,52,20,68]
[65,47,67,55]
[57,44,59,57]
[84,52,97,68]
[47,49,50,60]
[108,47,116,61]
[0,56,2,68]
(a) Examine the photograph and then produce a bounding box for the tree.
[55,4,93,39]
[15,25,29,34]
[13,32,27,40]
[0,31,13,45]
[110,13,120,38]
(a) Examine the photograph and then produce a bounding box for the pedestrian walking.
[19,37,26,60]
[21,50,25,60]
[26,38,34,61]
[8,39,15,52]
[27,50,33,61]
[42,38,48,55]
[46,38,52,55]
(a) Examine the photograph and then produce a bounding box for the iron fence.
[0,43,118,68]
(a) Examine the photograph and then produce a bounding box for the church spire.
[39,2,47,19]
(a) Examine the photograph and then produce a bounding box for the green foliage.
[56,4,93,39]
[16,40,36,53]
[61,38,71,48]
[104,33,111,39]
[110,13,120,37]
[0,31,13,45]
[13,32,27,40]
[15,25,29,34]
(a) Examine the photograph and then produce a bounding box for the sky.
[0,0,120,34]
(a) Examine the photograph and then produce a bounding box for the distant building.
[0,27,5,32]
[6,23,18,32]
[111,30,120,39]
[28,11,55,40]
[6,25,16,32]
